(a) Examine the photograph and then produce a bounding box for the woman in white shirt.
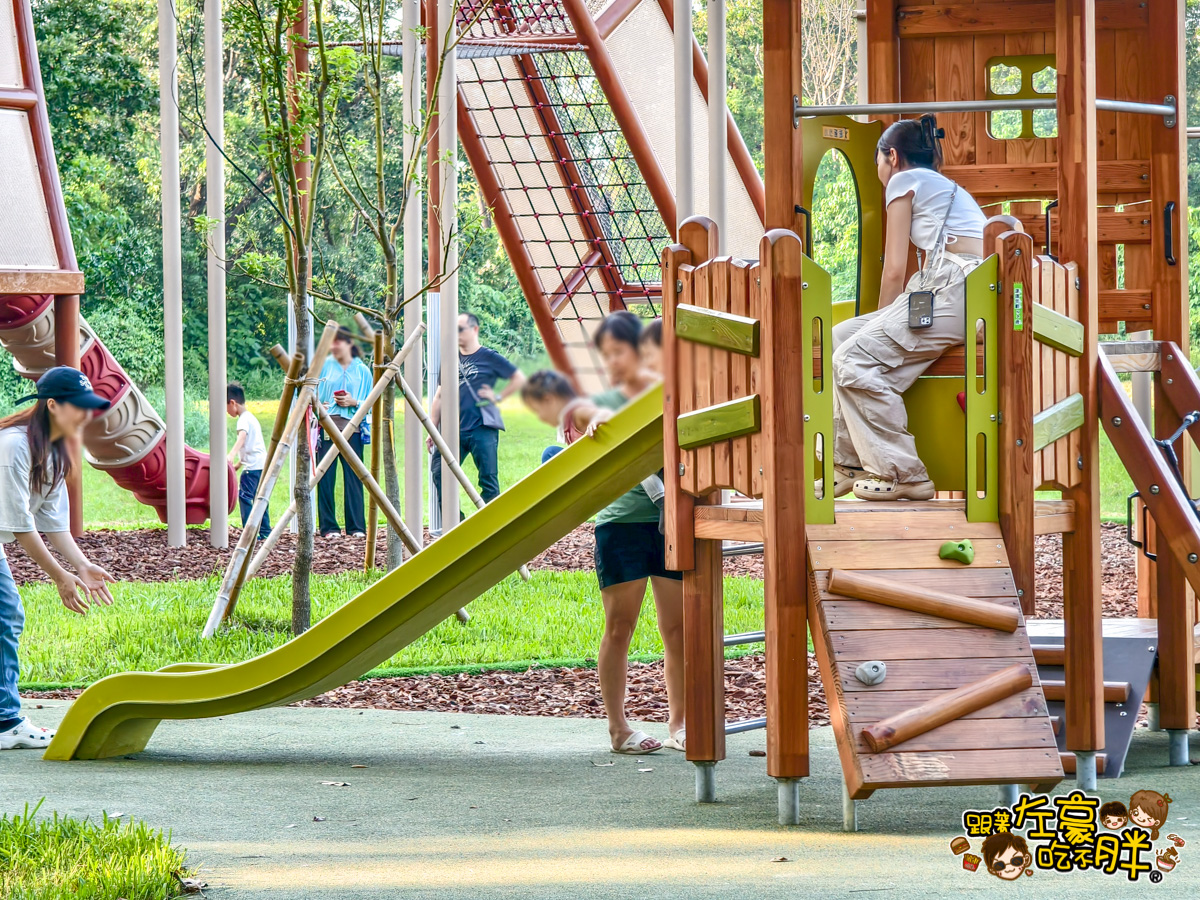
[0,367,116,750]
[830,114,987,500]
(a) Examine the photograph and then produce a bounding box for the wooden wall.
[890,0,1154,333]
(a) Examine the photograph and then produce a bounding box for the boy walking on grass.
[226,384,270,540]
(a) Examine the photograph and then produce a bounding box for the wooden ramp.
[809,501,1064,799]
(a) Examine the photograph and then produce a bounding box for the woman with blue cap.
[0,366,117,750]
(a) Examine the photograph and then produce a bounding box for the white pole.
[673,0,693,225]
[403,0,424,555]
[426,294,440,532]
[160,0,186,546]
[205,0,228,548]
[707,0,726,251]
[436,0,459,529]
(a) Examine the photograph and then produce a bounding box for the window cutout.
[1032,65,1057,94]
[975,433,988,498]
[1116,243,1126,290]
[974,319,987,395]
[989,110,1024,141]
[989,63,1022,95]
[811,316,824,394]
[813,432,825,501]
[811,149,862,305]
[1033,109,1057,138]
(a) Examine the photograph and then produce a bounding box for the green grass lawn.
[0,801,195,900]
[19,570,767,688]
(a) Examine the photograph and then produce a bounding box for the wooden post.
[865,0,898,125]
[1146,0,1195,740]
[684,537,725,768]
[996,231,1036,615]
[1055,0,1104,762]
[365,331,384,571]
[760,228,809,781]
[762,0,802,235]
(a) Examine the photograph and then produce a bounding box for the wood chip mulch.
[18,522,1137,730]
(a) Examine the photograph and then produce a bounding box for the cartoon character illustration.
[1129,790,1173,840]
[1099,800,1129,830]
[1156,846,1180,872]
[981,831,1031,881]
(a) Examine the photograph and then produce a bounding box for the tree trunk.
[292,272,314,634]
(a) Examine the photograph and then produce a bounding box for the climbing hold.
[939,539,975,565]
[855,661,887,686]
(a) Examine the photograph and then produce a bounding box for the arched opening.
[811,149,862,311]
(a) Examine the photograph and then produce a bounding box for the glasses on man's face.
[458,325,469,333]
[992,855,1025,871]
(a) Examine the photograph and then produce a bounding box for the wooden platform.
[808,509,1064,798]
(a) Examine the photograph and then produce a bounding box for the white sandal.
[663,729,686,752]
[0,717,55,750]
[852,476,936,502]
[833,465,864,498]
[612,730,662,755]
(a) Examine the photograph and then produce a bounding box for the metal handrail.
[795,96,1177,128]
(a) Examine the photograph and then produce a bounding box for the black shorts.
[593,522,683,590]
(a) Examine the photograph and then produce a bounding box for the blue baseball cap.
[17,366,111,410]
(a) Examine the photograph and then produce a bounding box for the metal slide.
[44,387,664,761]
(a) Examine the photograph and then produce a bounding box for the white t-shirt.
[0,425,70,558]
[236,410,267,471]
[885,168,986,251]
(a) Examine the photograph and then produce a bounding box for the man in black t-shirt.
[429,313,526,511]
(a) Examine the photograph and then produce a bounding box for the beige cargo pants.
[831,252,982,484]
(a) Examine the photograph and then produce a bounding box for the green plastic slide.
[45,388,664,761]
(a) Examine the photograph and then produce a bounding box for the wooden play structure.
[663,0,1194,827]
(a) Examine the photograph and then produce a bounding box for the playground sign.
[952,789,1182,882]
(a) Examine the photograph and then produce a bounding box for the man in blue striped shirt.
[316,328,374,537]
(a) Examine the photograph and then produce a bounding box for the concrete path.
[4,698,1198,898]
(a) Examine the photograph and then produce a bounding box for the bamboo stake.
[397,374,531,582]
[242,325,424,580]
[203,320,340,638]
[365,331,384,571]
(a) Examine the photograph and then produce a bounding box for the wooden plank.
[729,262,754,497]
[675,303,760,356]
[1101,340,1160,373]
[822,597,1020,632]
[831,627,1032,662]
[896,1,1147,37]
[809,539,1009,570]
[678,395,762,452]
[1032,393,1085,452]
[973,34,1007,167]
[0,269,84,294]
[997,231,1036,613]
[678,267,698,497]
[760,226,809,779]
[710,265,732,496]
[762,0,802,234]
[827,568,1021,632]
[1041,680,1130,703]
[943,161,1149,198]
[1002,31,1045,167]
[1059,752,1106,775]
[834,655,1033,690]
[806,512,999,542]
[866,0,898,127]
[664,245,693,569]
[1032,645,1065,666]
[1020,212,1151,245]
[748,264,765,498]
[1037,258,1056,484]
[857,747,1062,790]
[684,539,725,763]
[934,33,975,167]
[693,262,713,493]
[852,717,1056,753]
[1099,290,1153,327]
[845,687,1048,721]
[813,566,1017,597]
[1052,259,1071,484]
[1031,301,1084,356]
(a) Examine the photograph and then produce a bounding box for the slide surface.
[45,388,664,760]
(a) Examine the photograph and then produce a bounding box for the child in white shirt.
[226,383,270,540]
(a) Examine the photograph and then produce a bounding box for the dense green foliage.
[0,801,194,900]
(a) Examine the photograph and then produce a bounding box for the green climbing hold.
[939,538,975,565]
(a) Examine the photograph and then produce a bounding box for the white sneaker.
[0,717,55,750]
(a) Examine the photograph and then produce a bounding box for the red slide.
[0,293,235,524]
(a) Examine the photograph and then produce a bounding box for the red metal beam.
[548,249,603,315]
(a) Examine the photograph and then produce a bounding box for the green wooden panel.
[1032,392,1085,451]
[675,303,760,356]
[802,254,835,524]
[965,255,1000,523]
[677,395,762,451]
[1032,302,1085,356]
[905,376,968,490]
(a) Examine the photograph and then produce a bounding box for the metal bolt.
[803,414,811,422]
[1075,277,1081,290]
[989,283,997,291]
[1142,219,1150,226]
[1014,249,1022,257]
[679,464,686,476]
[1120,711,1128,717]
[675,280,683,294]
[1167,354,1174,362]
[1112,416,1122,427]
[802,282,809,289]
[1168,378,1174,385]
[1141,173,1150,181]
[1017,588,1025,597]
[1016,438,1024,446]
[1077,456,1084,470]
[1190,553,1198,564]
[1150,484,1160,494]
[990,414,997,421]
[1143,303,1151,310]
